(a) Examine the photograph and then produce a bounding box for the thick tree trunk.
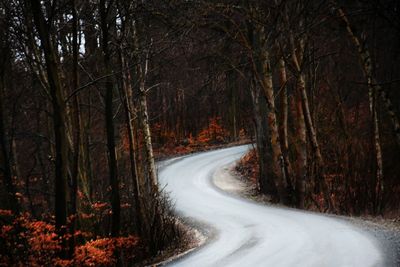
[0,72,19,213]
[69,0,80,256]
[290,90,307,209]
[259,49,290,205]
[250,79,277,195]
[100,0,120,237]
[30,0,69,236]
[0,17,19,213]
[283,9,334,210]
[277,58,294,199]
[80,4,96,202]
[248,22,289,203]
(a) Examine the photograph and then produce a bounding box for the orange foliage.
[152,122,177,146]
[0,212,141,267]
[196,128,211,144]
[153,117,232,158]
[188,133,196,145]
[239,128,247,139]
[80,212,95,220]
[235,148,259,186]
[26,221,61,252]
[91,202,108,211]
[72,236,139,266]
[0,209,13,217]
[1,213,62,266]
[196,117,228,145]
[192,117,229,146]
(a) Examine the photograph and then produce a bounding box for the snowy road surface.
[159,145,384,267]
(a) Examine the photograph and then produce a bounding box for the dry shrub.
[235,148,259,185]
[140,191,186,256]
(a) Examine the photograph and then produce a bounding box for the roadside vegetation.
[1,0,399,265]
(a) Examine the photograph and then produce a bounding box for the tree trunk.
[298,73,334,211]
[284,9,334,210]
[30,0,69,237]
[227,70,238,141]
[119,48,143,234]
[277,58,294,200]
[0,67,19,213]
[331,3,386,212]
[138,83,158,191]
[278,59,289,152]
[100,0,120,237]
[133,21,158,192]
[332,3,400,148]
[290,90,307,209]
[69,0,80,256]
[0,15,19,213]
[370,86,384,214]
[250,79,277,195]
[259,48,290,205]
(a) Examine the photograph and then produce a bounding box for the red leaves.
[0,212,141,267]
[0,209,13,217]
[236,149,259,186]
[153,117,234,158]
[26,221,61,253]
[197,117,228,145]
[121,203,131,209]
[73,236,139,266]
[91,202,108,211]
[80,213,95,220]
[0,214,62,266]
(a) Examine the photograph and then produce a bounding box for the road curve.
[159,145,384,267]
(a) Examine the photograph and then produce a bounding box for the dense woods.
[1,0,399,265]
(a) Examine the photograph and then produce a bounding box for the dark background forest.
[1,0,400,265]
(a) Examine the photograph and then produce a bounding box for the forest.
[0,0,399,266]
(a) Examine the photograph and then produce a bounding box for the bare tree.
[29,0,69,239]
[99,0,121,237]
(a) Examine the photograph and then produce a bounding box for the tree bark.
[29,0,69,235]
[250,79,277,195]
[277,58,294,200]
[331,3,400,148]
[69,0,81,256]
[370,85,384,214]
[258,46,290,205]
[133,21,158,192]
[227,69,238,141]
[0,12,19,213]
[278,59,289,152]
[100,0,120,237]
[0,66,19,213]
[290,91,307,209]
[298,73,334,211]
[138,83,158,191]
[284,8,334,210]
[119,48,143,234]
[331,3,386,212]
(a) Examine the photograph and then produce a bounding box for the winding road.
[159,145,384,267]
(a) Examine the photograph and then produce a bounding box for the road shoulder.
[212,162,400,267]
